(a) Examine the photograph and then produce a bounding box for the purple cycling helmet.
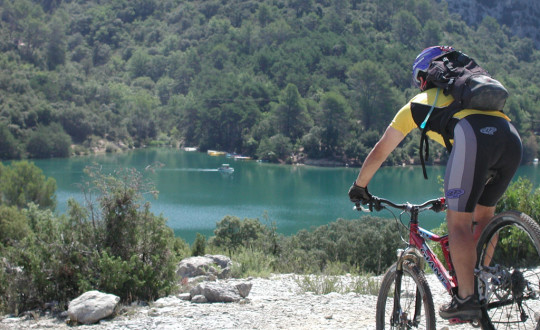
[412,46,454,90]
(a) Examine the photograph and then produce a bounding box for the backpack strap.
[419,89,440,180]
[419,88,440,130]
[419,127,430,179]
[438,101,462,154]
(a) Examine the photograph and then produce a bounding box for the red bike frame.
[363,196,459,295]
[413,224,457,294]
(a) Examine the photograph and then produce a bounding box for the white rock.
[153,296,180,307]
[190,282,242,302]
[177,254,233,279]
[177,293,191,301]
[67,291,120,325]
[191,295,208,303]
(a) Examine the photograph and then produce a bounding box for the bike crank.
[448,318,481,327]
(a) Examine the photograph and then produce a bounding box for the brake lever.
[353,203,371,212]
[371,198,383,211]
[431,198,447,213]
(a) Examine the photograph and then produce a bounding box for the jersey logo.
[446,188,465,199]
[480,127,497,135]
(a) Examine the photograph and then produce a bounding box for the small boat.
[218,164,234,173]
[183,147,197,151]
[234,155,252,161]
[208,150,227,156]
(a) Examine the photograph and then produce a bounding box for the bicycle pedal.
[448,318,480,327]
[448,318,470,324]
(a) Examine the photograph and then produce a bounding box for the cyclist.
[348,46,522,321]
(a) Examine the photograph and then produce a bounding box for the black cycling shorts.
[444,114,522,213]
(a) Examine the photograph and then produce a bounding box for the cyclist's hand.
[348,183,372,205]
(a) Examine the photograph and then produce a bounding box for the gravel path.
[0,274,478,329]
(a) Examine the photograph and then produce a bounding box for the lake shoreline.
[13,143,434,171]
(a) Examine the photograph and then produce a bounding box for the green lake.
[30,148,540,243]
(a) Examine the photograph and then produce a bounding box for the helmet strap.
[419,76,428,91]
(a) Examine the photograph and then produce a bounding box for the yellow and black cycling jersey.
[390,88,511,146]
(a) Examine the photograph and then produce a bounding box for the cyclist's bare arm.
[355,126,405,187]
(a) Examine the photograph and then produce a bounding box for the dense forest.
[1,0,540,165]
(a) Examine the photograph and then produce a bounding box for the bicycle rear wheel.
[376,260,436,329]
[475,211,540,330]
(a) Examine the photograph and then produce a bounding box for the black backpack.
[417,50,509,179]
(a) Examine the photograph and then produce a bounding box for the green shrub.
[213,215,275,254]
[0,166,179,314]
[92,251,176,301]
[430,221,448,268]
[256,134,292,162]
[497,177,540,222]
[0,205,31,246]
[349,275,380,295]
[229,248,275,278]
[191,232,206,256]
[294,272,380,295]
[71,144,89,156]
[173,236,191,259]
[275,245,328,274]
[0,205,68,314]
[79,166,178,301]
[0,257,7,312]
[277,217,404,274]
[26,123,72,158]
[209,215,405,277]
[295,274,344,295]
[0,123,20,160]
[0,161,57,209]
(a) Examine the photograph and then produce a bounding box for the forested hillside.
[444,0,540,48]
[1,0,539,165]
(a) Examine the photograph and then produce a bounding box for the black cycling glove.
[348,183,372,204]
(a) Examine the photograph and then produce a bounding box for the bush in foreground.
[0,165,182,314]
[209,214,404,277]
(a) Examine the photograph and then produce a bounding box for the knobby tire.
[475,211,540,330]
[376,260,436,329]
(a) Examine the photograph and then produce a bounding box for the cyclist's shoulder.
[409,89,510,121]
[409,88,454,107]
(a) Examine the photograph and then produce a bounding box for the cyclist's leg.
[447,209,476,298]
[472,205,495,243]
[444,117,484,300]
[473,205,496,266]
[447,205,495,298]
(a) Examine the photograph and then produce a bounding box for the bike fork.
[391,268,403,326]
[391,267,422,327]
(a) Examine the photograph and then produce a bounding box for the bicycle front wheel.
[475,211,540,330]
[376,260,436,329]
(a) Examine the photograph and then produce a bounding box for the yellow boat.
[207,150,227,156]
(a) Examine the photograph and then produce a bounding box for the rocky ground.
[0,273,475,330]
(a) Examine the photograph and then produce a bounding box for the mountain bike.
[354,196,540,329]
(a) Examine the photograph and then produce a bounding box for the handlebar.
[354,196,447,214]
